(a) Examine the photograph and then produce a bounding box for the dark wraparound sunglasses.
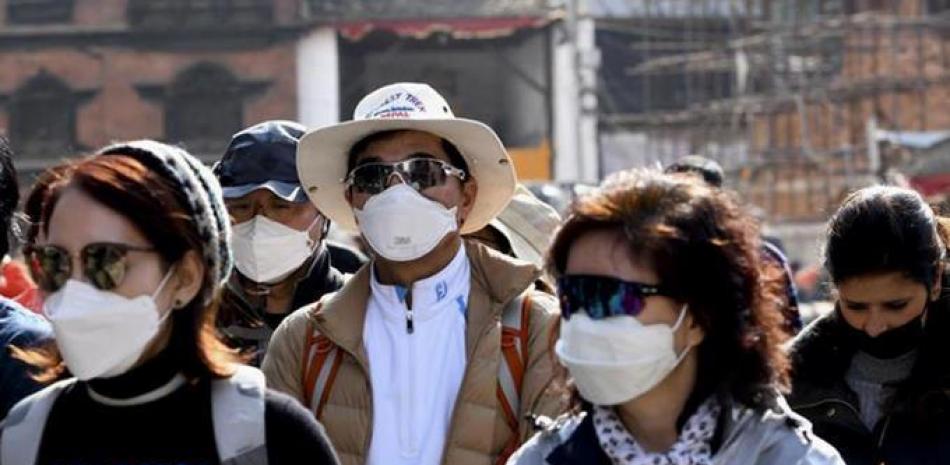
[344,157,466,195]
[556,274,674,320]
[25,243,158,293]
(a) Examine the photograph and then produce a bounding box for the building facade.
[0,0,309,179]
[0,0,563,184]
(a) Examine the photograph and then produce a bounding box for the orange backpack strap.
[496,292,533,465]
[300,304,344,420]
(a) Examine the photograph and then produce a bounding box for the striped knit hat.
[96,140,232,301]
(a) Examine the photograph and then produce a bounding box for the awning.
[911,173,950,197]
[337,15,553,41]
[875,129,950,150]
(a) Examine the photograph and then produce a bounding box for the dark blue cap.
[213,120,308,202]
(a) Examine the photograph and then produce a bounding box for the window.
[128,0,273,28]
[6,0,74,25]
[8,72,84,157]
[165,63,245,154]
[136,62,269,155]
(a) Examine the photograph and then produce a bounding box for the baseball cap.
[214,120,309,202]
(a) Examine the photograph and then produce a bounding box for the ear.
[168,250,204,311]
[932,266,944,301]
[684,311,706,347]
[344,186,354,206]
[459,179,478,224]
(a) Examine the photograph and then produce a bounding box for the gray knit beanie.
[96,140,233,300]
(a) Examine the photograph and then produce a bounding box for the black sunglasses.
[556,274,674,320]
[344,157,466,195]
[25,242,158,293]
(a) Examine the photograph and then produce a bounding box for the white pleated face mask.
[555,306,692,406]
[353,183,459,262]
[232,214,320,284]
[44,269,175,380]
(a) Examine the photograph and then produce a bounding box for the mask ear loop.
[150,265,179,323]
[670,303,689,331]
[670,304,692,365]
[304,214,327,250]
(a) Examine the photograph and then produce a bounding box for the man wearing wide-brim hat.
[262,83,563,465]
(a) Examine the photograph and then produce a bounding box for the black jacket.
[218,245,345,366]
[788,309,950,465]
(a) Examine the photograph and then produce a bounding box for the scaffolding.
[596,0,950,225]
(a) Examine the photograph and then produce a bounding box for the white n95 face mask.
[232,214,320,284]
[353,183,458,262]
[44,270,175,380]
[555,306,691,406]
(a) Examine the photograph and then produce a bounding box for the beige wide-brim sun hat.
[297,82,516,235]
[488,184,562,268]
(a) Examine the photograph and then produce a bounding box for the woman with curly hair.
[788,186,950,465]
[508,169,842,465]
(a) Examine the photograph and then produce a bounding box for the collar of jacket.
[789,309,861,387]
[786,310,865,417]
[790,306,950,431]
[545,398,733,465]
[545,412,611,465]
[546,394,806,465]
[309,239,541,367]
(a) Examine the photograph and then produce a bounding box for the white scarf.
[593,397,720,465]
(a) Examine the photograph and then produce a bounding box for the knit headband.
[96,140,233,299]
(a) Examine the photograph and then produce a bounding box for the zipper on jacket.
[405,328,418,455]
[405,285,415,334]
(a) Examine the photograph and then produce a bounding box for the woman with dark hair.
[788,186,950,465]
[1,141,339,465]
[508,169,842,465]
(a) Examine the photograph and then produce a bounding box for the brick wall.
[0,0,303,163]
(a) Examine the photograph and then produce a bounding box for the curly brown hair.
[548,168,790,412]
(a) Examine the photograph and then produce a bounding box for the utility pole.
[552,0,600,183]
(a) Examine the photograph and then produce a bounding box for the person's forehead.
[565,229,658,283]
[354,130,449,164]
[225,189,280,204]
[838,271,925,302]
[47,186,150,250]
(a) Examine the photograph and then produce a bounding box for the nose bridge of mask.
[252,214,315,244]
[562,304,690,362]
[560,314,667,363]
[363,183,433,210]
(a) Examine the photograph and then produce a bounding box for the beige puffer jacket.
[263,241,565,465]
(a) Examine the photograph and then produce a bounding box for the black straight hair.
[824,186,946,291]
